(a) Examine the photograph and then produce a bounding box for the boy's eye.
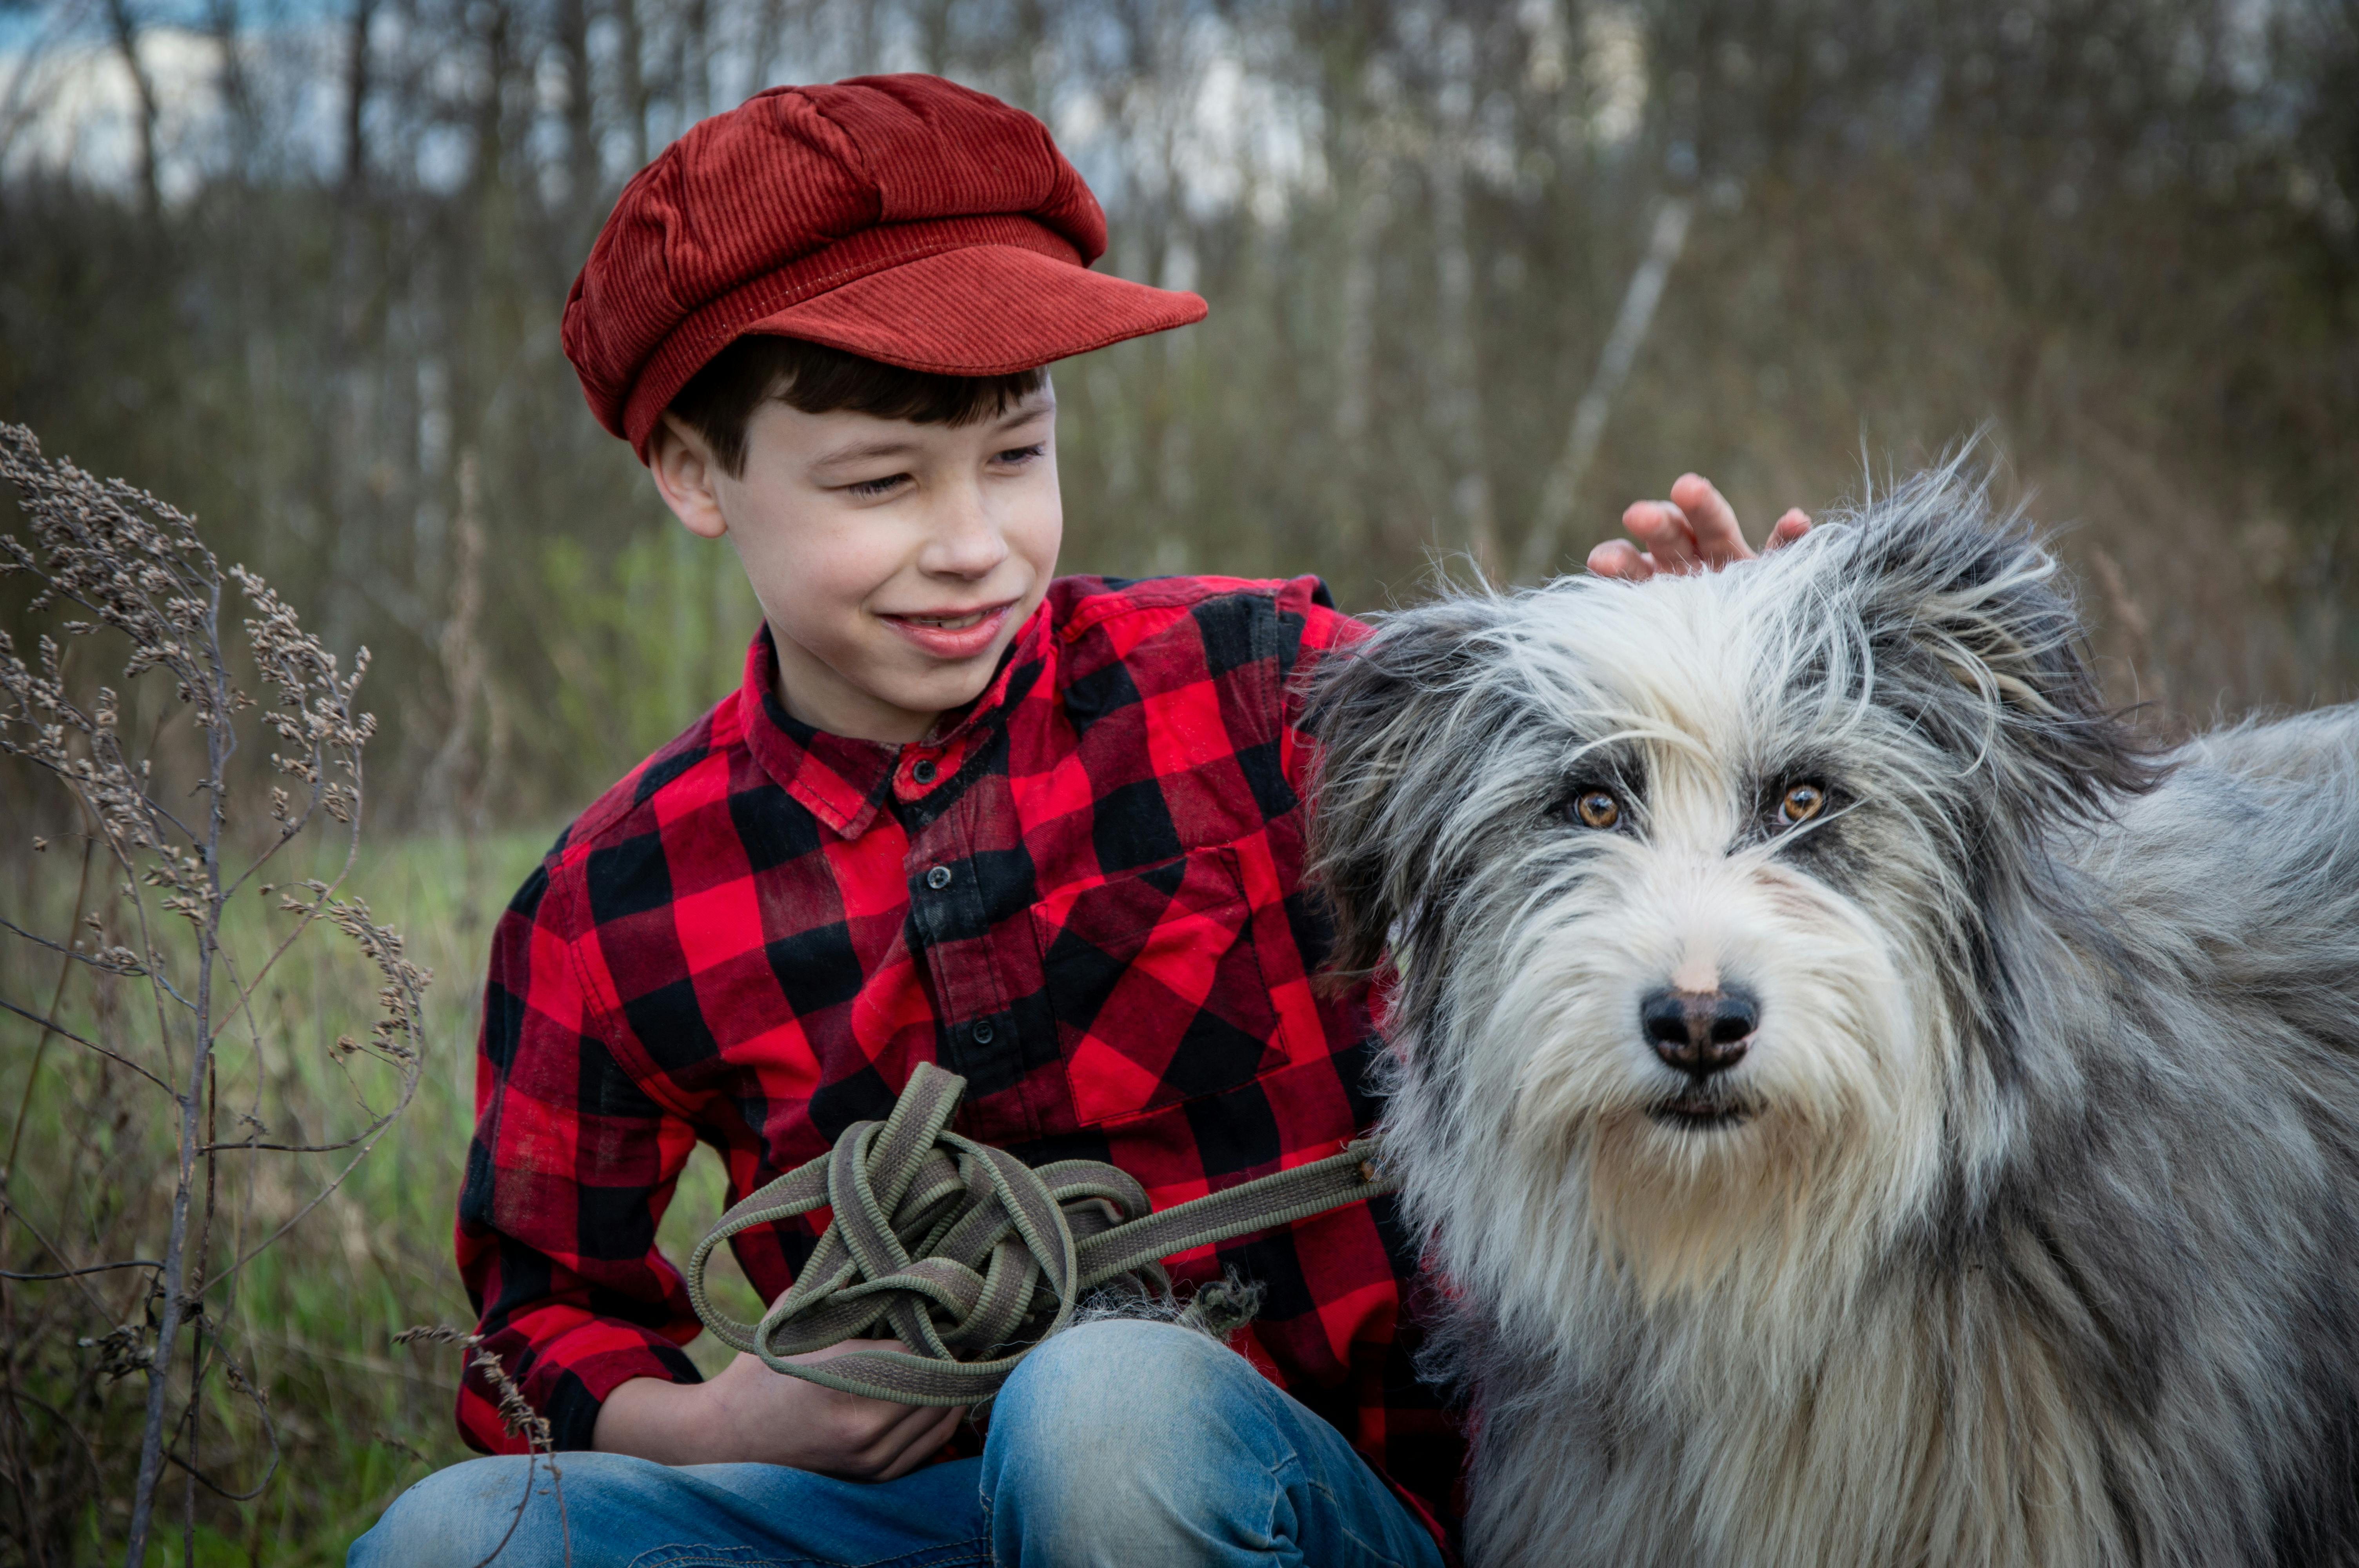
[994,443,1047,466]
[844,473,911,499]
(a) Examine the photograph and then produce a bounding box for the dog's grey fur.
[1309,465,2359,1567]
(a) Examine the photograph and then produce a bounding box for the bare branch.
[0,1261,164,1282]
[0,997,173,1093]
[0,1196,122,1318]
[0,915,148,977]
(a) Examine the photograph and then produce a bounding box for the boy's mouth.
[878,601,1016,659]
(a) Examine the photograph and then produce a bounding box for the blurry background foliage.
[0,0,2355,1558]
[2,0,2355,831]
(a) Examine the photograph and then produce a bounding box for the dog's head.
[1309,466,2159,1307]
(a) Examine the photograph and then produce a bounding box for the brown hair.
[665,335,1049,475]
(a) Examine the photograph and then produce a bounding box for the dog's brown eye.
[1574,790,1621,830]
[1776,783,1826,826]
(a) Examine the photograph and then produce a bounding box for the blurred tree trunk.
[917,0,955,75]
[680,0,713,119]
[1519,196,1694,577]
[324,0,379,661]
[557,0,601,238]
[852,0,881,73]
[424,449,488,829]
[207,0,258,174]
[1001,0,1051,108]
[340,0,374,193]
[1427,17,1499,573]
[1329,60,1394,556]
[618,0,653,169]
[103,0,163,225]
[748,0,786,87]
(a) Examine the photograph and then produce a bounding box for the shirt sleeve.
[454,856,705,1454]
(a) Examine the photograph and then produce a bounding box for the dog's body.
[1308,471,2359,1567]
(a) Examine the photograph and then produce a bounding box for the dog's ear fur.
[1303,597,1508,978]
[1838,467,2164,820]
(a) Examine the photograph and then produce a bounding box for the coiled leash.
[686,1061,1396,1406]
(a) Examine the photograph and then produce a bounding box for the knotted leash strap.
[686,1061,1395,1405]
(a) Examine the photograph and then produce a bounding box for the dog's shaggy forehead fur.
[1311,467,2359,1567]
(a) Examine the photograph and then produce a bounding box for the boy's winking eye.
[844,471,913,499]
[813,401,1055,502]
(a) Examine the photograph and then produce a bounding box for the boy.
[353,74,1800,1568]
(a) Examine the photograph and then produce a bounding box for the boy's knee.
[985,1319,1282,1546]
[994,1319,1262,1449]
[349,1453,597,1568]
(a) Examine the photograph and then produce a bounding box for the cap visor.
[740,245,1206,376]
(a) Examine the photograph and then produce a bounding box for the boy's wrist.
[592,1371,728,1464]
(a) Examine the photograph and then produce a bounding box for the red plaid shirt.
[457,573,1463,1537]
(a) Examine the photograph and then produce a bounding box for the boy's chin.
[883,667,996,719]
[869,633,1020,718]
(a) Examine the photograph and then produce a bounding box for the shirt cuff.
[462,1314,704,1454]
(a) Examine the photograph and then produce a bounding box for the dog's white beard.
[1389,824,1952,1361]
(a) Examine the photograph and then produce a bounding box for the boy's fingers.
[1667,474,1752,566]
[1623,500,1703,574]
[876,1405,967,1481]
[840,1396,941,1474]
[1766,509,1812,550]
[1587,539,1655,581]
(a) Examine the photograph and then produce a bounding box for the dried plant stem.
[1,822,86,1568]
[125,576,234,1566]
[396,1327,572,1565]
[2,833,93,1209]
[0,423,422,1564]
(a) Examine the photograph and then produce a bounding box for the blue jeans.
[349,1321,1448,1568]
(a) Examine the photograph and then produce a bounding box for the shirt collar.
[736,604,1053,838]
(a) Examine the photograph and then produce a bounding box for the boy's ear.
[647,414,731,541]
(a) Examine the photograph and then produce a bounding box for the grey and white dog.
[1308,466,2359,1568]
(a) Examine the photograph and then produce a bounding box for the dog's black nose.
[1640,987,1758,1076]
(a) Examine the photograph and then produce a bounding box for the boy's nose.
[919,484,1010,578]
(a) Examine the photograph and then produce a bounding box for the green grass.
[0,829,763,1564]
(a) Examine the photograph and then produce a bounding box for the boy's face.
[652,384,1062,744]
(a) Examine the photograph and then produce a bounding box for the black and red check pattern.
[457,573,1464,1540]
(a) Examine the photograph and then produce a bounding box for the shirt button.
[911,759,937,785]
[971,1021,996,1045]
[925,865,952,891]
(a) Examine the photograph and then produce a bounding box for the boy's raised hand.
[1591,473,1811,581]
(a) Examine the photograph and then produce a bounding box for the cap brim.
[738,244,1206,377]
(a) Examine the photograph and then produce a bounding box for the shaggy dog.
[1307,467,2359,1568]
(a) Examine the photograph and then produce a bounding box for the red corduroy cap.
[562,74,1207,459]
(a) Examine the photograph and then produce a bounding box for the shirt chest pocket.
[1031,847,1289,1126]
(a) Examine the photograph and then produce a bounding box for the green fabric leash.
[685,1061,1397,1406]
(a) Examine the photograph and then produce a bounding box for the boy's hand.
[1590,473,1810,581]
[595,1341,965,1479]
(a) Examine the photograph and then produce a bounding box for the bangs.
[668,335,1048,475]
